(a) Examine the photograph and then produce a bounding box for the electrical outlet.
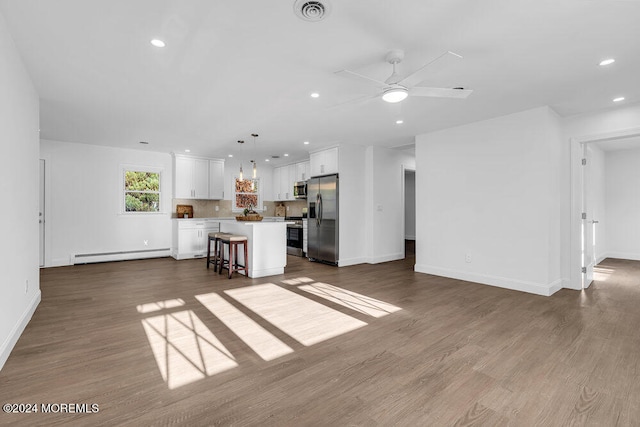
[465,254,472,263]
[287,206,290,211]
[144,240,149,246]
[215,205,219,212]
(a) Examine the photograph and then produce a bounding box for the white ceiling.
[1,0,639,165]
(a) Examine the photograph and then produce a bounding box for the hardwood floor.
[1,251,640,426]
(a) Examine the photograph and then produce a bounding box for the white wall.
[405,170,416,240]
[0,12,40,370]
[40,139,173,266]
[338,144,368,266]
[415,106,564,296]
[605,148,640,260]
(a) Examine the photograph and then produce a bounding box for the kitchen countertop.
[172,217,286,221]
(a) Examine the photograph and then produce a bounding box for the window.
[233,177,262,212]
[124,169,161,212]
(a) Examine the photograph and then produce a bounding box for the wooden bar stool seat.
[207,232,232,272]
[218,234,249,279]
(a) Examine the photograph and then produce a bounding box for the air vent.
[294,0,331,22]
[271,155,281,159]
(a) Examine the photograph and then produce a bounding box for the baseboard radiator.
[73,248,171,265]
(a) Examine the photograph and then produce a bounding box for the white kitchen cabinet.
[310,147,338,177]
[272,166,282,201]
[296,161,310,182]
[209,159,224,199]
[173,154,224,200]
[280,165,295,200]
[172,219,220,259]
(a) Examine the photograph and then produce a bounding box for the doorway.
[403,168,416,260]
[571,127,640,289]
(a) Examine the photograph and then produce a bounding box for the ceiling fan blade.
[411,86,473,99]
[327,92,381,109]
[397,51,463,87]
[335,69,388,88]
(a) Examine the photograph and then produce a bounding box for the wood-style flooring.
[1,247,640,426]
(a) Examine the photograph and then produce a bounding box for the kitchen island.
[219,220,289,278]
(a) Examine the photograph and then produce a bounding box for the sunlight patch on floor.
[195,292,294,361]
[141,310,238,389]
[225,283,367,346]
[594,266,614,281]
[299,282,402,318]
[281,277,315,286]
[136,298,186,314]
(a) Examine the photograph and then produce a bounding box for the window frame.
[120,165,164,215]
[232,176,263,213]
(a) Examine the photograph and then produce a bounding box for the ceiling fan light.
[382,88,408,103]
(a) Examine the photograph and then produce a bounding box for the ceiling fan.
[334,50,473,106]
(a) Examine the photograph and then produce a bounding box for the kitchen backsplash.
[171,199,307,218]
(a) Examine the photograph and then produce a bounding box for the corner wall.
[0,12,40,370]
[40,139,173,266]
[415,106,564,296]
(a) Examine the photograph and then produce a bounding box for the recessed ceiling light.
[228,154,233,158]
[599,58,615,66]
[303,141,310,145]
[396,120,404,124]
[265,159,270,162]
[150,39,166,48]
[284,153,289,157]
[310,93,320,98]
[613,96,625,102]
[185,149,190,153]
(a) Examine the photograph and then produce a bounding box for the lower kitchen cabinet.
[172,219,220,259]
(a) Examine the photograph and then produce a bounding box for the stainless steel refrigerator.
[307,174,338,265]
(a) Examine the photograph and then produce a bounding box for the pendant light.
[237,140,245,180]
[251,133,259,179]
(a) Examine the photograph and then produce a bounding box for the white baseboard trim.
[73,248,171,264]
[604,252,640,262]
[414,264,562,296]
[338,257,367,267]
[0,290,41,371]
[367,252,404,264]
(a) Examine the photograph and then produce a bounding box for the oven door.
[286,225,304,256]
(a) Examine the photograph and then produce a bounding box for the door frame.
[569,126,640,290]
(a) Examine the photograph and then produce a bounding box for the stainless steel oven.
[286,217,304,256]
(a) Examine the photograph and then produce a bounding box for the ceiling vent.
[294,0,331,22]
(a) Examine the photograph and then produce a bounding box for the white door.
[582,144,595,288]
[39,159,45,267]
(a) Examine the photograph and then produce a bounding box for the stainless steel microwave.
[293,181,307,199]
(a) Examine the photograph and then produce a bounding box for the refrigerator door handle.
[316,193,322,226]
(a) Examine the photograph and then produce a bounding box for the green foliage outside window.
[125,171,160,212]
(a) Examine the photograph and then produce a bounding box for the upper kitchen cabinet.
[295,161,310,182]
[310,147,338,177]
[208,159,224,199]
[173,154,225,200]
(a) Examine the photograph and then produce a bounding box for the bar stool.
[218,234,249,279]
[206,232,231,272]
